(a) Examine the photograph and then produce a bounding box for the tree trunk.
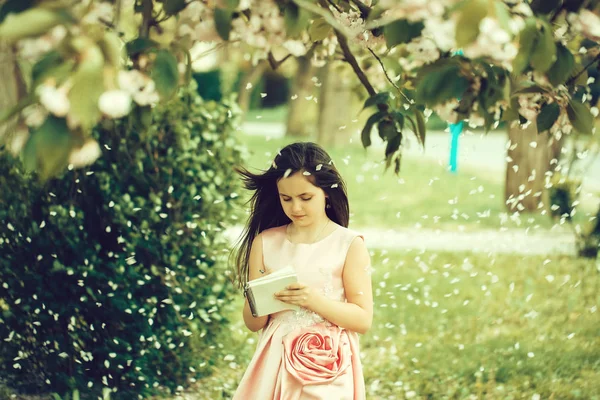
[0,41,27,152]
[316,63,354,147]
[505,121,564,212]
[237,59,268,116]
[285,56,315,138]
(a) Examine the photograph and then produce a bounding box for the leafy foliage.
[0,0,598,178]
[0,84,245,399]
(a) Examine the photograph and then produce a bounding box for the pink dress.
[233,224,366,400]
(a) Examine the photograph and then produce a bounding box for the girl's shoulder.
[337,225,364,240]
[259,225,287,239]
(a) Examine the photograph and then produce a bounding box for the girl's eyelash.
[282,198,312,202]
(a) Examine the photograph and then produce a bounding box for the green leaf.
[0,7,66,43]
[493,1,511,32]
[416,62,469,106]
[455,0,488,48]
[570,63,588,86]
[224,0,240,9]
[414,109,426,147]
[512,18,538,75]
[361,111,386,148]
[383,19,424,49]
[530,20,556,74]
[567,101,594,134]
[536,102,560,132]
[378,120,396,141]
[126,37,159,56]
[68,44,105,130]
[152,49,179,100]
[284,2,309,37]
[0,0,34,23]
[391,111,405,131]
[309,17,331,41]
[22,116,73,180]
[99,31,124,68]
[214,7,232,41]
[162,0,187,15]
[32,50,62,82]
[547,43,575,86]
[72,390,80,400]
[362,92,390,110]
[384,129,402,158]
[405,115,420,145]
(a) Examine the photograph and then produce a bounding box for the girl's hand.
[274,282,318,309]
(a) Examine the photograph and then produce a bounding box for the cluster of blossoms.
[333,8,384,49]
[228,0,311,62]
[177,2,220,43]
[567,9,600,42]
[463,17,517,68]
[18,0,162,125]
[10,0,165,166]
[378,0,454,23]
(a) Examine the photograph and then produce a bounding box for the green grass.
[174,251,600,400]
[237,134,564,231]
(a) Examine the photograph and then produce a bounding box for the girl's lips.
[292,215,306,219]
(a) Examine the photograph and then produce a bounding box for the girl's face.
[276,171,328,227]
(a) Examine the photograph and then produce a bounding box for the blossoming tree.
[0,0,598,183]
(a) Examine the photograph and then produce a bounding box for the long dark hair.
[231,142,349,289]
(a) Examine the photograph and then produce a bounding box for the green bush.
[0,84,246,399]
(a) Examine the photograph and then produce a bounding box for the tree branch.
[139,0,153,38]
[567,51,600,86]
[267,52,293,70]
[367,47,398,90]
[335,30,376,96]
[367,47,413,104]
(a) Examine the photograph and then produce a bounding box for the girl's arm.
[242,235,270,332]
[276,237,374,334]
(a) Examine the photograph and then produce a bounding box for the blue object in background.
[448,49,464,174]
[448,120,463,173]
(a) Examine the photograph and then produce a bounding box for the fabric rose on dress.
[282,323,352,385]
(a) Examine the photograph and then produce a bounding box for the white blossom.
[69,139,102,168]
[422,18,456,52]
[379,0,452,23]
[282,40,308,57]
[98,90,132,119]
[17,25,67,62]
[464,18,516,65]
[403,38,440,68]
[118,70,160,106]
[37,84,70,117]
[573,10,600,41]
[434,100,460,124]
[22,105,48,128]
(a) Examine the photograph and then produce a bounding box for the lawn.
[236,134,566,232]
[177,250,600,400]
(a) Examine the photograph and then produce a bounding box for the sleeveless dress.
[233,224,367,400]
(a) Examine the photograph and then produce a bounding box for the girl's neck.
[287,218,332,243]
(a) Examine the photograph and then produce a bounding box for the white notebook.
[244,265,300,317]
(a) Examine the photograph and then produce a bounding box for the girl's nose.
[292,200,303,213]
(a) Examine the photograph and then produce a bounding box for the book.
[244,265,300,317]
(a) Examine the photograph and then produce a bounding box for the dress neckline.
[283,223,341,246]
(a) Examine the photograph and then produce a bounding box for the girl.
[232,142,373,400]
